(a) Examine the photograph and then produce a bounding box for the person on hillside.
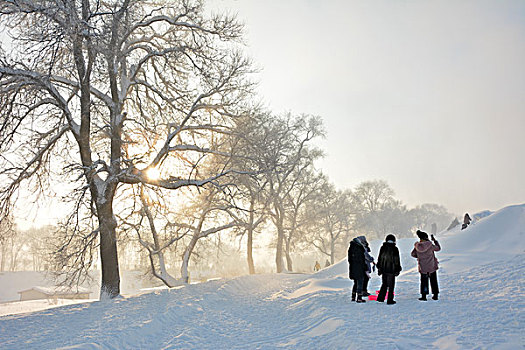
[376,234,402,305]
[462,213,472,230]
[348,236,368,303]
[362,239,375,297]
[325,259,331,268]
[411,230,441,301]
[314,261,321,272]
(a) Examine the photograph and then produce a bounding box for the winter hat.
[385,234,396,243]
[357,236,367,245]
[416,230,428,240]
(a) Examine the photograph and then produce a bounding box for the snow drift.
[0,204,523,349]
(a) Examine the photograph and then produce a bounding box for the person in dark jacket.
[348,236,368,303]
[411,230,441,301]
[376,234,402,305]
[461,213,472,230]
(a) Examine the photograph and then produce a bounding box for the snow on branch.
[0,67,80,135]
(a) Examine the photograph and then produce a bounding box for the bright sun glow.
[145,167,161,180]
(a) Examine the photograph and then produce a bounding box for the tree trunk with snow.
[285,236,293,272]
[181,232,200,284]
[274,200,286,273]
[97,204,120,297]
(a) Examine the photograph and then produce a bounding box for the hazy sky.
[209,0,525,215]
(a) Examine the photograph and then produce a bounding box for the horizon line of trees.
[1,178,456,278]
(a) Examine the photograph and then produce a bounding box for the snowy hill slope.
[438,204,525,273]
[0,204,523,349]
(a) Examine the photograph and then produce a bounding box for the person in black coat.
[462,212,472,230]
[376,234,402,304]
[348,236,368,303]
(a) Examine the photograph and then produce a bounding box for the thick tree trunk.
[98,204,120,299]
[148,252,178,287]
[181,233,200,284]
[273,198,286,273]
[247,226,255,274]
[285,238,293,272]
[275,222,285,273]
[156,252,176,286]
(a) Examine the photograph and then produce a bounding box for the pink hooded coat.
[411,240,441,273]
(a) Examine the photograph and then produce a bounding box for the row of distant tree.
[0,179,454,280]
[0,0,452,296]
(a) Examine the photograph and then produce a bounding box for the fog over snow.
[1,203,523,349]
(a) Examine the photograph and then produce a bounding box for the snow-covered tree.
[353,180,396,214]
[231,174,268,274]
[260,114,324,273]
[179,189,241,283]
[226,112,273,274]
[282,169,325,271]
[0,0,253,298]
[305,184,355,264]
[409,203,454,233]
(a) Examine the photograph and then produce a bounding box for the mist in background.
[209,0,525,215]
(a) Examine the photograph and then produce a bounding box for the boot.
[432,294,438,300]
[418,294,427,301]
[356,294,366,303]
[351,292,356,302]
[362,291,370,297]
[387,300,396,305]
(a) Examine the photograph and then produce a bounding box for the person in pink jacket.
[411,230,441,301]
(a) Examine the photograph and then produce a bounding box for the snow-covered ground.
[0,299,96,317]
[0,204,523,349]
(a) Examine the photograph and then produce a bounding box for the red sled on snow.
[368,290,394,301]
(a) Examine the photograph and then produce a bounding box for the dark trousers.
[420,271,439,296]
[377,273,395,302]
[363,274,370,293]
[351,278,364,296]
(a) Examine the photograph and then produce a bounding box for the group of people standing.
[348,230,441,304]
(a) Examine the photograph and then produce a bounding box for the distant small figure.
[376,234,402,305]
[325,259,331,268]
[348,236,369,303]
[314,261,321,272]
[447,217,460,231]
[462,213,472,230]
[411,230,441,301]
[431,223,437,235]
